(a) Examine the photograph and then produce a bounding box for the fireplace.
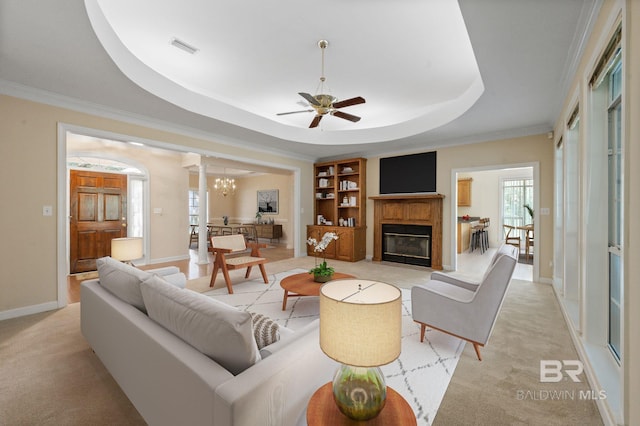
[370,194,444,270]
[382,224,431,267]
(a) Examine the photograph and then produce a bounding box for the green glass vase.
[331,365,387,420]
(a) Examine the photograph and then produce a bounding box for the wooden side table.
[306,382,417,425]
[280,272,355,310]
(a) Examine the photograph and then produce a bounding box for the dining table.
[207,223,257,241]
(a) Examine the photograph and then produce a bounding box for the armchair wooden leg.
[472,343,483,361]
[222,267,234,294]
[259,263,268,284]
[210,263,219,287]
[419,323,426,343]
[245,266,252,279]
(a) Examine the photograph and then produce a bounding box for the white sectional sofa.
[81,257,337,426]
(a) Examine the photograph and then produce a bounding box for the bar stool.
[479,218,490,253]
[469,221,482,252]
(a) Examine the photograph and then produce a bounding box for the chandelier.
[214,172,236,196]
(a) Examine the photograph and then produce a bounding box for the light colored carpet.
[1,255,601,425]
[202,269,464,426]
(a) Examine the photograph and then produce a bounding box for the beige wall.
[0,94,313,314]
[549,0,639,423]
[626,1,640,422]
[366,133,554,278]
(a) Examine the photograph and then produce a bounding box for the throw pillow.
[140,275,260,375]
[96,256,151,312]
[157,272,187,289]
[250,313,281,349]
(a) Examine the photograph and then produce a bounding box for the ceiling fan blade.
[276,109,313,116]
[332,110,361,123]
[332,96,366,109]
[299,92,320,106]
[309,115,323,128]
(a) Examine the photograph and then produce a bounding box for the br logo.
[540,360,584,382]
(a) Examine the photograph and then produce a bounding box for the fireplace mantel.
[370,194,444,270]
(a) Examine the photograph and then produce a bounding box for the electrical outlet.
[540,207,550,215]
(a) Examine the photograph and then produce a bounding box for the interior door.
[70,170,127,273]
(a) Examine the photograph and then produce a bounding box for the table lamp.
[111,237,143,265]
[319,279,402,420]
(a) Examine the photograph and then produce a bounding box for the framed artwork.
[257,189,279,214]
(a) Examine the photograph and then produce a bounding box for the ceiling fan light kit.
[277,39,365,128]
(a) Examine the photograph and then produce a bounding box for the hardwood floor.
[66,242,294,303]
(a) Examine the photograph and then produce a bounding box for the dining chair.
[525,226,534,261]
[503,224,521,252]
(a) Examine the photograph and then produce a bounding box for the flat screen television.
[379,151,437,194]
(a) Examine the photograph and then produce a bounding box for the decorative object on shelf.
[214,169,236,197]
[255,211,262,224]
[319,279,402,420]
[307,231,339,282]
[111,237,143,265]
[257,189,279,214]
[222,215,229,226]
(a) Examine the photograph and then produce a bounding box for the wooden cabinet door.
[335,230,354,261]
[457,179,472,207]
[70,170,127,273]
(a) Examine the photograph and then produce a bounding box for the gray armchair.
[411,245,518,360]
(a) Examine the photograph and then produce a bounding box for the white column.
[197,163,209,265]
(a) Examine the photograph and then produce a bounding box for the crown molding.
[0,79,315,162]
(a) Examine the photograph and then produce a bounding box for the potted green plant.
[523,204,534,222]
[307,232,339,283]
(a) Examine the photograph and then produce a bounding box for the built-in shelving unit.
[308,157,366,262]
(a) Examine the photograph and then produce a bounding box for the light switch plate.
[540,207,550,215]
[43,205,53,216]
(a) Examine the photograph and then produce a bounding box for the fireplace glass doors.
[382,224,431,267]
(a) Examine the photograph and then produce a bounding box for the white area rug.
[202,269,465,425]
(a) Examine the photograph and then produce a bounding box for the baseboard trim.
[552,287,620,425]
[0,301,59,321]
[143,255,191,265]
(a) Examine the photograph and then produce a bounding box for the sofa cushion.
[140,275,261,375]
[159,272,187,289]
[250,313,281,350]
[96,256,151,312]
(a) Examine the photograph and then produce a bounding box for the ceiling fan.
[277,40,365,128]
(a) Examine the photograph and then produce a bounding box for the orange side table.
[306,382,417,425]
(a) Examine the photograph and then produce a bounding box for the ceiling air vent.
[170,37,198,54]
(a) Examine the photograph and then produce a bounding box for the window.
[607,61,622,360]
[189,189,209,226]
[502,178,534,229]
[189,190,200,225]
[129,177,144,237]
